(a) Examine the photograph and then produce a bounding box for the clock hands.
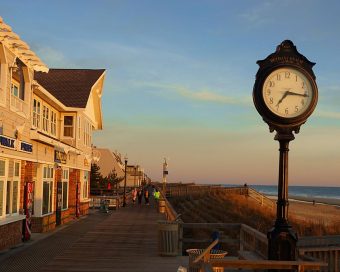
[275,89,309,107]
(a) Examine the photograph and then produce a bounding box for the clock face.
[262,68,313,118]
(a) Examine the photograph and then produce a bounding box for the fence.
[160,183,340,271]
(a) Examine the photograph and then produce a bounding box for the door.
[56,182,62,226]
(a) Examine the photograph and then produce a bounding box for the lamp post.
[162,158,168,196]
[123,155,128,207]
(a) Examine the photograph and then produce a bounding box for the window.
[42,165,53,215]
[0,160,5,217]
[63,116,74,138]
[12,162,20,214]
[84,120,93,147]
[77,116,81,140]
[51,110,57,137]
[62,169,69,210]
[82,171,89,199]
[42,105,49,133]
[11,69,25,101]
[4,161,20,216]
[33,98,41,129]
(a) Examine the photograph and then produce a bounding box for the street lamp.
[123,155,128,207]
[162,158,168,196]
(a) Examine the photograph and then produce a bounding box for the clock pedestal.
[267,131,298,260]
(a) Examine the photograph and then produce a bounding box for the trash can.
[158,220,179,256]
[159,199,166,213]
[186,249,227,272]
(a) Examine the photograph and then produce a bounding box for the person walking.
[137,188,143,205]
[144,187,150,205]
[132,188,137,204]
[154,189,160,202]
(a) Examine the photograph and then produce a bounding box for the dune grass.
[170,190,340,236]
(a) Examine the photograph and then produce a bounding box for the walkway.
[0,200,187,272]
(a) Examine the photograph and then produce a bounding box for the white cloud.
[315,110,340,120]
[33,46,74,67]
[239,2,274,26]
[139,81,251,106]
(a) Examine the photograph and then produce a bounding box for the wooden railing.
[247,187,274,208]
[166,184,274,209]
[160,184,338,271]
[89,195,123,210]
[240,223,268,259]
[192,239,327,272]
[201,259,327,272]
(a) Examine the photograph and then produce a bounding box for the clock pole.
[267,131,298,260]
[252,40,318,261]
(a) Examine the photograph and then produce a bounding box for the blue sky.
[2,0,340,186]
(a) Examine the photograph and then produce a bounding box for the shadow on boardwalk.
[0,200,187,272]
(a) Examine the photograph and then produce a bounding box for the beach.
[268,195,340,225]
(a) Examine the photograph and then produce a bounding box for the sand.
[268,195,340,225]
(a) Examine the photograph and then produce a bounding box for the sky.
[1,0,340,186]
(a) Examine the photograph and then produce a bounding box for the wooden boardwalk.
[41,202,187,272]
[0,198,187,272]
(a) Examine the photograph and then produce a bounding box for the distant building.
[126,165,143,188]
[0,17,105,251]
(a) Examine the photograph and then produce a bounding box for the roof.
[0,16,48,72]
[35,69,105,108]
[94,148,125,178]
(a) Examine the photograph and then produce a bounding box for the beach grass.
[170,190,340,236]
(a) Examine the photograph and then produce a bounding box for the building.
[0,17,105,251]
[93,148,124,179]
[126,165,144,188]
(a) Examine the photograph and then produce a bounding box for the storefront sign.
[0,136,33,153]
[54,149,67,164]
[84,158,89,167]
[21,141,33,153]
[0,135,15,149]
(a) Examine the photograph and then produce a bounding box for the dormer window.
[10,60,29,116]
[11,65,25,101]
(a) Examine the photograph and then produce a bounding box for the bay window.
[51,110,57,137]
[42,105,49,133]
[32,98,41,129]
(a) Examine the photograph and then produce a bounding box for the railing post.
[178,222,183,256]
[240,225,244,251]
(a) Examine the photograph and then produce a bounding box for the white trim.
[61,113,76,139]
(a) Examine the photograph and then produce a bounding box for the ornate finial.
[276,40,296,53]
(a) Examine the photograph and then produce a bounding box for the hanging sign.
[54,149,67,164]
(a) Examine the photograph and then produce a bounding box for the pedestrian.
[132,188,137,204]
[144,188,150,205]
[137,188,143,205]
[154,189,160,202]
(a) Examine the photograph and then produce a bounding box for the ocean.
[248,185,340,200]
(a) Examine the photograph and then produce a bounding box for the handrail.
[193,239,219,264]
[247,187,274,208]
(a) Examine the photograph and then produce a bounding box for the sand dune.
[268,195,340,225]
